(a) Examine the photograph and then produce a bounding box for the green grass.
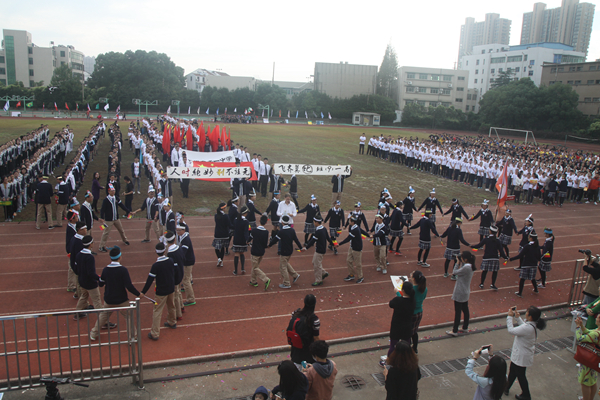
[1,118,490,221]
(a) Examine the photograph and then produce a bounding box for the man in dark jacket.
[74,235,102,318]
[249,215,271,291]
[330,168,352,206]
[35,175,54,230]
[55,176,70,227]
[98,184,130,252]
[177,224,196,306]
[268,215,303,289]
[305,215,336,286]
[166,231,185,321]
[338,216,371,283]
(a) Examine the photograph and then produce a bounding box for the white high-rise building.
[458,13,512,61]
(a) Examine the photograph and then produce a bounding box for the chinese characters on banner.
[273,164,352,175]
[183,150,236,163]
[167,165,252,180]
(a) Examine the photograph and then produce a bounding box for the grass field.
[1,118,492,221]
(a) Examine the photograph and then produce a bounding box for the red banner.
[191,161,257,181]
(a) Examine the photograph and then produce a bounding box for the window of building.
[491,69,495,74]
[0,79,6,86]
[549,81,556,85]
[529,60,535,65]
[483,59,485,65]
[575,80,581,85]
[528,70,534,76]
[524,55,528,61]
[474,79,478,83]
[28,58,33,65]
[457,87,464,91]
[584,97,592,102]
[0,68,4,75]
[467,94,472,100]
[60,51,66,57]
[29,80,35,87]
[590,66,597,71]
[507,55,523,63]
[569,67,576,72]
[593,98,600,102]
[567,80,574,84]
[475,69,479,74]
[431,75,440,81]
[499,68,503,73]
[472,94,477,101]
[596,80,600,84]
[61,61,65,66]
[407,73,415,79]
[490,78,494,83]
[442,89,451,95]
[476,60,480,65]
[455,98,463,102]
[28,47,32,54]
[577,66,583,71]
[466,61,469,66]
[515,67,520,72]
[443,75,452,81]
[551,68,557,73]
[481,50,485,54]
[430,88,439,94]
[558,67,564,72]
[491,57,506,64]
[406,87,415,92]
[458,76,465,81]
[466,105,470,111]
[418,87,426,93]
[417,101,426,106]
[419,74,427,80]
[29,69,33,76]
[0,56,4,63]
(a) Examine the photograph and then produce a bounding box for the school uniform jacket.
[76,249,99,290]
[268,225,302,256]
[228,204,238,226]
[441,226,470,250]
[371,222,389,246]
[167,244,185,285]
[233,216,251,246]
[418,197,443,215]
[324,207,345,228]
[345,211,368,230]
[69,234,84,273]
[80,201,98,230]
[409,217,440,242]
[472,236,508,260]
[305,225,334,254]
[517,226,535,247]
[159,178,172,198]
[164,210,176,233]
[443,204,469,221]
[389,208,406,231]
[250,226,269,257]
[140,197,159,220]
[471,208,494,228]
[214,211,232,238]
[338,224,369,251]
[98,262,140,304]
[66,223,77,253]
[496,217,518,236]
[178,232,196,266]
[265,198,280,223]
[540,237,554,261]
[246,200,262,223]
[141,256,175,296]
[100,195,128,222]
[510,242,541,267]
[298,203,320,224]
[402,197,417,215]
[331,170,352,193]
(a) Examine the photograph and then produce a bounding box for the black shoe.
[490,284,498,290]
[124,241,130,246]
[141,239,150,243]
[99,247,107,253]
[322,272,329,280]
[515,394,531,400]
[147,332,159,341]
[503,389,509,397]
[164,322,177,329]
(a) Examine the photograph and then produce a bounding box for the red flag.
[186,125,193,151]
[221,126,226,152]
[54,102,58,111]
[198,122,206,151]
[16,101,21,107]
[279,110,281,118]
[65,103,70,111]
[495,160,509,208]
[162,125,171,155]
[210,125,220,151]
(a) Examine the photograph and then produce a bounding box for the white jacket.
[507,316,537,367]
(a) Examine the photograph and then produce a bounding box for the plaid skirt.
[559,191,567,198]
[212,237,229,250]
[232,244,248,253]
[249,221,257,229]
[498,233,512,245]
[520,266,537,280]
[304,222,316,234]
[444,248,461,260]
[329,227,342,239]
[481,259,500,271]
[429,214,436,223]
[478,226,490,237]
[403,213,413,222]
[411,312,423,335]
[547,192,556,198]
[390,229,404,238]
[538,260,552,272]
[419,240,431,250]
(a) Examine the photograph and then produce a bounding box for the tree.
[253,84,289,114]
[376,44,399,100]
[490,70,515,89]
[50,64,83,107]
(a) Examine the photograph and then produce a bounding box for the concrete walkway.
[6,306,584,400]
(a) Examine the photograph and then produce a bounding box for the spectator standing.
[302,340,337,400]
[575,314,600,400]
[385,281,416,360]
[287,294,320,367]
[447,251,476,337]
[410,271,427,353]
[384,341,421,400]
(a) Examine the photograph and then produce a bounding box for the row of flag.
[167,105,333,119]
[2,101,113,112]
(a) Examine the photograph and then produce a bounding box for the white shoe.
[382,269,387,274]
[376,267,382,272]
[137,191,141,194]
[586,201,590,204]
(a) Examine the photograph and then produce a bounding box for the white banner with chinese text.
[273,164,351,175]
[167,166,253,180]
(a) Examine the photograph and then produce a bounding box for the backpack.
[286,312,308,349]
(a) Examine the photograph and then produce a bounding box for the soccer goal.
[489,127,537,146]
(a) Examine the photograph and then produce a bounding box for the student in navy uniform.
[510,232,541,298]
[331,168,352,206]
[226,196,240,255]
[337,216,371,284]
[371,214,390,274]
[246,192,262,229]
[440,218,471,278]
[69,221,88,302]
[469,199,495,242]
[538,228,554,289]
[131,186,160,243]
[74,235,102,320]
[249,215,271,291]
[305,214,336,286]
[212,202,232,268]
[158,171,172,201]
[35,175,54,230]
[515,215,535,271]
[265,191,281,238]
[287,174,299,208]
[232,205,251,275]
[90,247,140,341]
[496,209,518,258]
[98,184,130,252]
[472,225,508,290]
[121,176,134,213]
[417,189,443,228]
[142,243,177,341]
[65,210,80,296]
[163,202,176,237]
[177,223,196,306]
[165,231,184,321]
[55,176,70,227]
[345,202,368,231]
[80,191,100,241]
[410,210,440,268]
[388,202,406,255]
[324,200,345,255]
[268,215,303,289]
[402,188,418,235]
[443,198,469,224]
[298,195,320,245]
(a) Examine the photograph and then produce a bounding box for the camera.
[579,249,592,256]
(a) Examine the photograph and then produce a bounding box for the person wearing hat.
[98,184,130,252]
[246,192,262,229]
[371,213,390,274]
[472,225,508,290]
[345,202,368,232]
[469,200,495,242]
[298,195,321,245]
[232,205,251,275]
[55,175,70,227]
[156,192,167,235]
[177,223,196,305]
[158,171,172,202]
[80,191,101,240]
[440,218,471,278]
[338,216,371,283]
[35,175,54,230]
[212,202,232,268]
[249,215,271,291]
[268,215,303,289]
[131,186,161,243]
[496,209,518,258]
[409,210,440,268]
[515,215,535,271]
[166,230,184,320]
[142,243,177,340]
[67,221,88,303]
[69,197,81,213]
[443,198,469,225]
[538,228,554,289]
[288,294,321,366]
[305,213,336,286]
[324,200,345,255]
[388,202,406,255]
[74,235,102,319]
[418,189,443,228]
[65,210,80,295]
[510,232,541,297]
[90,246,140,341]
[330,168,352,206]
[163,202,176,238]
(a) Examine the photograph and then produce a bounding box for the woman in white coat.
[504,306,547,400]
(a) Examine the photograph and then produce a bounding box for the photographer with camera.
[446,251,476,337]
[582,249,600,305]
[465,344,507,400]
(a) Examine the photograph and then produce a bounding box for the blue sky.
[3,0,599,82]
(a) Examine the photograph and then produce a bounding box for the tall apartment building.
[459,42,585,112]
[521,0,595,56]
[0,29,84,87]
[458,14,512,61]
[313,62,378,99]
[397,67,476,114]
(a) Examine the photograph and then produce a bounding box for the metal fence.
[0,298,143,392]
[568,258,587,306]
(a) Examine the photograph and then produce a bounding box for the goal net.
[489,127,537,146]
